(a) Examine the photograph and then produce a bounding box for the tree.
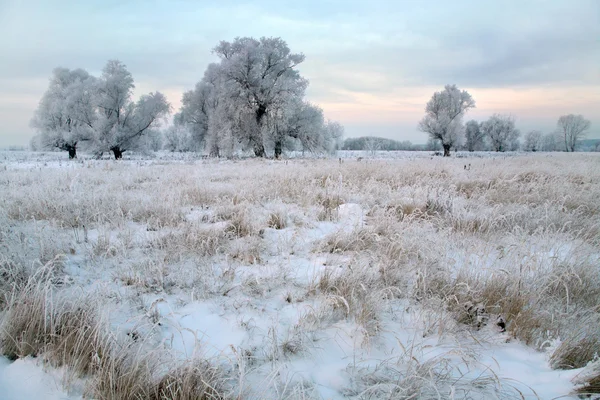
[418,85,475,157]
[176,37,342,158]
[30,67,97,158]
[481,114,520,152]
[426,137,442,152]
[523,130,543,152]
[213,37,308,157]
[163,125,193,152]
[541,132,558,152]
[557,114,591,152]
[93,60,171,159]
[464,120,486,152]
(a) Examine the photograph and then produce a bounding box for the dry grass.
[151,361,226,400]
[1,152,599,397]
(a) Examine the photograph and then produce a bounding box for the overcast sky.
[1,0,598,147]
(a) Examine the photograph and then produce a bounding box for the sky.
[0,0,599,147]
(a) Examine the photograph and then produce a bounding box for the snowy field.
[0,150,599,399]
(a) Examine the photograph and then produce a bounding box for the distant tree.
[92,60,171,159]
[363,136,382,156]
[508,132,521,151]
[418,85,475,157]
[481,114,520,152]
[30,67,97,159]
[523,130,543,152]
[426,137,442,152]
[163,125,194,152]
[557,114,591,152]
[541,132,559,152]
[464,120,486,151]
[341,137,413,151]
[141,129,163,152]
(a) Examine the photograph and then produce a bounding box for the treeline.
[30,37,343,159]
[341,136,419,151]
[418,85,593,156]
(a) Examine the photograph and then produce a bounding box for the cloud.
[0,0,598,146]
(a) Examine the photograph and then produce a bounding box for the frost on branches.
[175,37,344,158]
[31,60,171,159]
[419,84,475,157]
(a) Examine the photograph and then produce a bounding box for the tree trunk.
[443,144,451,157]
[111,147,123,160]
[274,140,283,159]
[252,105,267,158]
[67,146,77,159]
[253,141,266,158]
[209,142,220,158]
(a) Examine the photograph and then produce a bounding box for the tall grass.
[0,152,599,396]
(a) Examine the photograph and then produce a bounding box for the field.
[0,150,599,399]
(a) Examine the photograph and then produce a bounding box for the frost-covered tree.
[481,114,520,152]
[557,114,590,152]
[30,67,97,158]
[541,132,558,152]
[33,60,171,159]
[177,37,342,158]
[212,37,308,157]
[93,60,171,159]
[523,130,543,152]
[163,125,194,152]
[464,120,486,152]
[418,85,475,157]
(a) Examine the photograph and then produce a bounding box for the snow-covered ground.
[0,150,599,399]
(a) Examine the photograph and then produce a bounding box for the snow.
[1,151,598,398]
[0,357,81,400]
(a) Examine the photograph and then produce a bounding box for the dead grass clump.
[573,361,600,396]
[213,204,256,238]
[415,270,551,339]
[130,203,185,228]
[343,350,521,399]
[550,319,600,370]
[267,211,287,230]
[151,361,225,400]
[315,267,384,336]
[150,226,227,261]
[0,272,51,360]
[90,343,154,400]
[385,202,427,221]
[0,265,104,377]
[552,336,600,371]
[228,236,263,264]
[455,180,489,199]
[316,194,344,221]
[0,256,29,309]
[179,187,216,206]
[540,262,600,311]
[318,228,379,254]
[48,300,103,376]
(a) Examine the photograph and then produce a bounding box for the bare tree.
[419,85,475,157]
[363,137,382,157]
[557,114,591,152]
